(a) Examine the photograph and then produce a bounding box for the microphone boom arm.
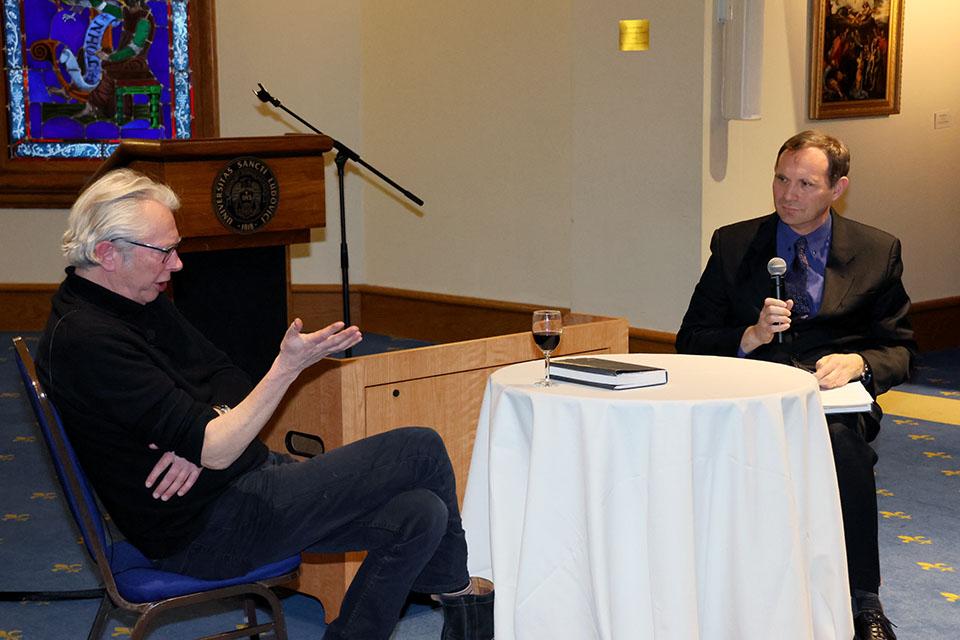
[254,82,425,349]
[254,84,423,206]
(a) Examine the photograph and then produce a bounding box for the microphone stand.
[255,83,424,356]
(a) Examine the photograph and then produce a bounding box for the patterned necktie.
[786,236,813,319]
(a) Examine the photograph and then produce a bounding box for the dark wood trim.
[189,0,220,141]
[0,0,220,208]
[94,135,332,173]
[6,283,960,352]
[357,285,570,344]
[291,284,570,345]
[908,296,960,353]
[356,284,565,313]
[290,284,362,331]
[0,283,58,332]
[629,327,678,354]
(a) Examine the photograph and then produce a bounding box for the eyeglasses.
[113,238,182,264]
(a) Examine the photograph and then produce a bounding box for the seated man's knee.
[392,489,449,544]
[405,426,445,449]
[394,426,450,460]
[827,418,878,468]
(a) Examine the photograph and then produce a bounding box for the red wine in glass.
[532,310,562,386]
[533,331,561,352]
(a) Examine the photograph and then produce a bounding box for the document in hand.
[550,357,668,390]
[820,380,874,414]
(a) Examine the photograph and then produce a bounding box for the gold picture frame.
[809,0,904,120]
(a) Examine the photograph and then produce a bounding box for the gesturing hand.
[145,444,202,501]
[277,318,363,375]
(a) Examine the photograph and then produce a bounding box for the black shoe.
[437,577,494,640]
[854,609,897,640]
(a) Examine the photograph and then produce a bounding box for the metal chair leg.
[243,595,261,640]
[86,593,115,640]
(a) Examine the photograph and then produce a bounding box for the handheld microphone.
[767,257,787,344]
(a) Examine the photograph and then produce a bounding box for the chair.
[12,337,301,640]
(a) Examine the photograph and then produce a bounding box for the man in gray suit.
[677,130,914,640]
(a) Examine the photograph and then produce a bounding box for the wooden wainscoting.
[291,283,571,344]
[3,283,960,351]
[909,296,960,352]
[0,284,58,332]
[629,327,678,353]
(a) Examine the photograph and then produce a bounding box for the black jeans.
[156,427,470,640]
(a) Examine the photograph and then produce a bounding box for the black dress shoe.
[854,610,897,640]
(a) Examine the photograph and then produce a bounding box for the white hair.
[62,169,180,267]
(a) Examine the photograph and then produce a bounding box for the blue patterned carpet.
[2,332,958,638]
[873,349,960,637]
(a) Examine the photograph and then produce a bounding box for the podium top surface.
[94,135,335,179]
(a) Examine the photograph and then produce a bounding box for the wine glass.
[532,310,563,387]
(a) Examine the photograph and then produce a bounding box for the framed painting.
[0,0,219,207]
[809,0,904,120]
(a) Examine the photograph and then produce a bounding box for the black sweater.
[37,269,269,558]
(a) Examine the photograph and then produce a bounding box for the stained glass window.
[2,0,194,159]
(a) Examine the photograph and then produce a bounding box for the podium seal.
[212,157,280,233]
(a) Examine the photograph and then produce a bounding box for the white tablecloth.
[462,354,853,640]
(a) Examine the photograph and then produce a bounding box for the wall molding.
[4,283,958,352]
[0,283,59,332]
[908,295,960,353]
[291,284,570,345]
[629,327,678,354]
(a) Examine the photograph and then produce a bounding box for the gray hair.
[62,169,180,267]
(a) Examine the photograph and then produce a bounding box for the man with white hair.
[37,168,494,640]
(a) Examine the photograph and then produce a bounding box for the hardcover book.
[550,357,668,390]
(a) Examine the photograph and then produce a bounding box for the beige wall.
[703,0,960,304]
[0,209,69,282]
[359,1,703,331]
[569,1,704,330]
[360,1,574,307]
[216,1,364,285]
[1,0,957,332]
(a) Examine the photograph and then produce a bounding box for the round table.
[462,353,853,640]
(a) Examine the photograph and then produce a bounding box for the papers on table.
[820,380,874,414]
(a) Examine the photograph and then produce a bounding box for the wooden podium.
[94,138,629,622]
[93,135,332,379]
[260,313,629,621]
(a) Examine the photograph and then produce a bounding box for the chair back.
[12,336,300,638]
[12,337,121,593]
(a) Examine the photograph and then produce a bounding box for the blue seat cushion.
[108,541,300,603]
